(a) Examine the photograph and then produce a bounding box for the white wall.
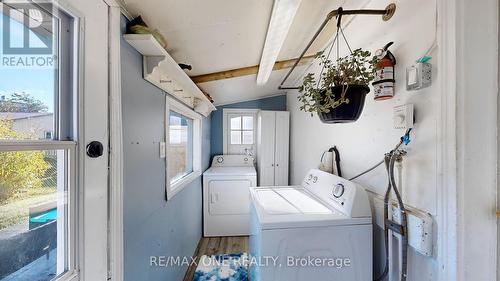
[455,0,498,280]
[12,115,53,139]
[288,0,440,279]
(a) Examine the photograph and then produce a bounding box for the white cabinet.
[257,111,290,186]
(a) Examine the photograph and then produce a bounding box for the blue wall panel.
[121,17,210,281]
[210,95,286,158]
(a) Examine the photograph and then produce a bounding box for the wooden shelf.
[123,34,216,116]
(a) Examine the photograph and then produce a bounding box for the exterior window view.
[168,111,194,184]
[0,3,74,281]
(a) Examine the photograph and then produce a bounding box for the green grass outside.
[0,187,57,230]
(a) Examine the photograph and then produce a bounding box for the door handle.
[276,163,279,167]
[86,141,104,158]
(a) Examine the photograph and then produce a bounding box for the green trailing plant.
[298,48,379,115]
[0,118,49,204]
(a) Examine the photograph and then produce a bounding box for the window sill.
[55,270,78,281]
[167,171,202,200]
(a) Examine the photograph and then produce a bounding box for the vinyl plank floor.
[183,236,249,281]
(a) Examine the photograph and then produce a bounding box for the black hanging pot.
[317,84,370,123]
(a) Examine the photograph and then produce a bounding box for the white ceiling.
[122,0,368,105]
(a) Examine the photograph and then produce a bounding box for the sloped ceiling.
[122,0,368,105]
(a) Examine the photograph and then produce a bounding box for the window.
[223,109,258,156]
[166,97,202,200]
[0,2,78,281]
[168,111,193,183]
[230,115,254,145]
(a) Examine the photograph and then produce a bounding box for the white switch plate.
[406,62,432,91]
[394,104,414,130]
[159,141,166,158]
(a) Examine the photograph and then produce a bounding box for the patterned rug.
[193,253,248,281]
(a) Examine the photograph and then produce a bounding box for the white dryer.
[203,155,257,237]
[249,169,372,281]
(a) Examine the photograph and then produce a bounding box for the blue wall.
[210,95,287,157]
[121,17,211,281]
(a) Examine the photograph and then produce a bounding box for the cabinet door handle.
[271,164,274,167]
[276,163,279,167]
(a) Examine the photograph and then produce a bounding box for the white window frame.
[165,96,202,200]
[222,108,259,154]
[0,141,78,280]
[0,1,81,280]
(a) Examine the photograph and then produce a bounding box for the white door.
[274,111,289,186]
[258,111,276,186]
[66,0,109,279]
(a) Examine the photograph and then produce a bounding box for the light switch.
[408,67,418,86]
[394,104,414,130]
[159,141,166,158]
[406,62,432,91]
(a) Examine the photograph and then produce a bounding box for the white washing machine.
[203,155,257,237]
[249,169,372,281]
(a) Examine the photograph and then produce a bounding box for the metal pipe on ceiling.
[278,3,397,90]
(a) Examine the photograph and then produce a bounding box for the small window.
[223,109,258,156]
[168,111,193,184]
[230,115,254,145]
[165,97,202,200]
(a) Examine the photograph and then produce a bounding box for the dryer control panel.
[302,169,371,218]
[211,155,255,167]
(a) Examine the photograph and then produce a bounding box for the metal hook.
[336,7,343,27]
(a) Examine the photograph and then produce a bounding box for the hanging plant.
[297,12,380,123]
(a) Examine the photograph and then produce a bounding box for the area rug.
[193,253,248,281]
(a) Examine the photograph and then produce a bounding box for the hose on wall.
[352,129,411,281]
[377,130,410,281]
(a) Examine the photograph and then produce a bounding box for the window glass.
[168,111,193,184]
[242,116,253,130]
[0,3,76,280]
[0,149,69,280]
[229,115,254,145]
[230,117,241,130]
[242,131,253,145]
[0,6,59,141]
[231,131,241,145]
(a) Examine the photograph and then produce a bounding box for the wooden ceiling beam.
[190,55,315,84]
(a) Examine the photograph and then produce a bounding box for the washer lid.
[203,166,257,177]
[250,186,371,230]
